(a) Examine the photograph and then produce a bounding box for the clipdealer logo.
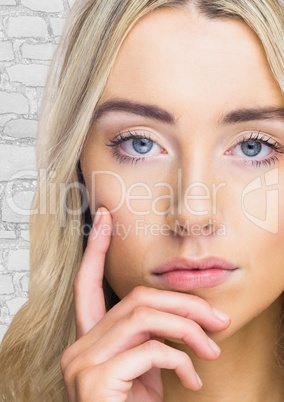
[4,168,281,235]
[241,168,279,234]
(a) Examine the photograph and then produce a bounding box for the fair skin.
[61,6,284,402]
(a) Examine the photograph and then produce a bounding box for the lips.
[153,256,238,290]
[153,256,237,274]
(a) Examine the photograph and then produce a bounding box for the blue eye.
[241,141,262,157]
[106,130,165,163]
[228,131,284,167]
[132,138,154,154]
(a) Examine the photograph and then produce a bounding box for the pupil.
[132,138,153,154]
[241,141,262,157]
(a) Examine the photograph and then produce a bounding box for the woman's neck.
[162,297,284,402]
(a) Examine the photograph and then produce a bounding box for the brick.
[4,119,38,138]
[7,64,49,87]
[50,18,66,36]
[7,17,48,38]
[68,0,76,8]
[7,249,29,271]
[0,41,14,61]
[20,274,29,292]
[0,325,8,343]
[2,190,35,223]
[0,230,16,239]
[0,144,35,181]
[0,305,10,325]
[0,0,16,4]
[22,0,64,12]
[0,92,29,114]
[0,274,14,294]
[6,297,27,315]
[22,43,57,61]
[20,230,29,241]
[0,302,9,320]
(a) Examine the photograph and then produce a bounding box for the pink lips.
[153,256,238,290]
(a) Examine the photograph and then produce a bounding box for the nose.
[165,166,225,237]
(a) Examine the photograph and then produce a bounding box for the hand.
[60,207,231,402]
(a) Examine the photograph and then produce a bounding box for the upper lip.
[153,256,237,274]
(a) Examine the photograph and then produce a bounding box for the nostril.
[173,221,219,237]
[175,224,189,236]
[202,223,212,235]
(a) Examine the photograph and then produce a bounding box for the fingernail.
[212,308,230,322]
[196,372,203,387]
[208,337,221,355]
[93,208,103,228]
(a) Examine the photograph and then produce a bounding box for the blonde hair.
[0,0,283,400]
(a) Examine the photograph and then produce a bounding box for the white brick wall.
[0,0,72,343]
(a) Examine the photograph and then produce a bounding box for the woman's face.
[80,7,284,340]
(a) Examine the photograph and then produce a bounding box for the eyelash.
[106,130,156,165]
[233,132,284,168]
[106,130,284,167]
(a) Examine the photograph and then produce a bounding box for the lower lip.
[154,268,235,290]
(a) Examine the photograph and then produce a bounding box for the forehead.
[101,7,282,115]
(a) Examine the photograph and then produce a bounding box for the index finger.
[74,207,112,339]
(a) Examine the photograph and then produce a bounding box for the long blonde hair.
[0,0,283,400]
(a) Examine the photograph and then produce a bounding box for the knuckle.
[187,319,202,331]
[75,367,96,395]
[128,285,148,304]
[183,322,205,344]
[60,347,74,373]
[61,352,102,390]
[189,294,210,311]
[143,339,161,354]
[185,320,203,337]
[62,360,76,384]
[76,367,114,401]
[130,305,151,323]
[178,350,191,366]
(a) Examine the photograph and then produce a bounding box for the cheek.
[104,234,142,298]
[227,169,284,289]
[85,174,161,297]
[212,178,284,339]
[81,155,178,297]
[102,208,169,299]
[223,167,284,237]
[85,164,177,219]
[84,171,125,215]
[241,183,283,234]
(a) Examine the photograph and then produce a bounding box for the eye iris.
[241,141,262,157]
[132,138,153,154]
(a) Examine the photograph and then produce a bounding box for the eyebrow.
[94,99,176,125]
[94,99,284,125]
[219,106,284,125]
